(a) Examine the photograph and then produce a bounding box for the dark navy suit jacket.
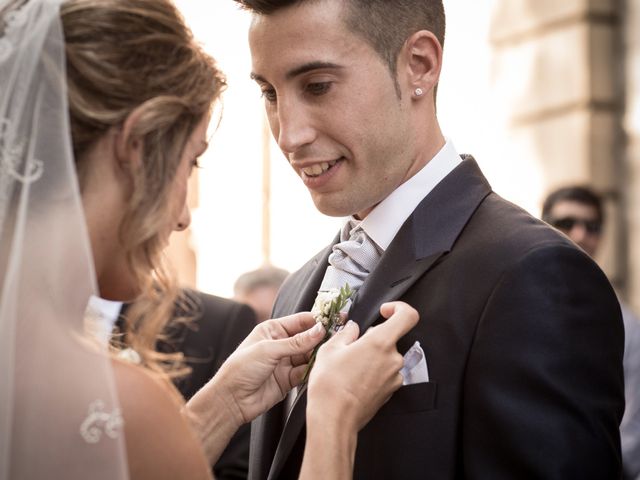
[248,158,624,480]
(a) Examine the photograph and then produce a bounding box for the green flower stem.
[301,328,332,384]
[301,284,354,385]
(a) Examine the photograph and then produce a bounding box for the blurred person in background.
[543,185,640,479]
[111,289,256,480]
[233,265,289,322]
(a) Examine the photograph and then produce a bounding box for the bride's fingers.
[372,302,419,340]
[290,351,312,367]
[323,320,359,347]
[240,312,316,348]
[288,363,309,387]
[272,311,317,337]
[264,322,325,360]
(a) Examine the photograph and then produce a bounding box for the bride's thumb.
[270,322,325,358]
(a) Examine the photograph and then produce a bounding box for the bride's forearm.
[183,375,243,465]
[299,409,357,479]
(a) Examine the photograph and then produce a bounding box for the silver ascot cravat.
[318,219,383,301]
[284,220,383,419]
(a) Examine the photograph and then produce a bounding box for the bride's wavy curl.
[60,0,226,379]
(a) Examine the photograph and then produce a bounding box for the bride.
[0,0,418,478]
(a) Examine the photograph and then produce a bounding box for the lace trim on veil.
[1,3,126,472]
[0,0,28,60]
[80,400,124,444]
[0,1,44,240]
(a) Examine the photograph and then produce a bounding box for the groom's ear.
[399,29,443,101]
[114,106,146,174]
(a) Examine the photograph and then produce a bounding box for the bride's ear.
[114,105,146,173]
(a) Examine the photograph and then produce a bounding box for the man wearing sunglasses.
[543,185,640,480]
[542,186,603,257]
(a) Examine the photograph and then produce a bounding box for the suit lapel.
[267,384,308,480]
[266,239,337,480]
[348,234,443,332]
[267,158,491,479]
[276,237,337,317]
[351,157,491,332]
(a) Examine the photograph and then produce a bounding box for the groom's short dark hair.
[233,0,446,79]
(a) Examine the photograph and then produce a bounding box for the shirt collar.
[354,138,462,251]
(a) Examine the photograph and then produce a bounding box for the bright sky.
[172,0,543,297]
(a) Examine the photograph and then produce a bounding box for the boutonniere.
[302,283,354,383]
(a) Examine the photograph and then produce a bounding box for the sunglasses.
[550,217,602,235]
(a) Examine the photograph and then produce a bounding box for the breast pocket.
[376,381,438,416]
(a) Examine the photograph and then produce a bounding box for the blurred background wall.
[166,0,640,314]
[490,0,638,310]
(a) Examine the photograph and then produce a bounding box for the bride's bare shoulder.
[111,359,212,480]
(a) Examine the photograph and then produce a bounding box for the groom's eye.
[305,82,331,96]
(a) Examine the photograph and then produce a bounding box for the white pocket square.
[400,341,429,385]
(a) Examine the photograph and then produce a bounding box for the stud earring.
[414,87,424,97]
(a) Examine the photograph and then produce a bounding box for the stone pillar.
[490,0,626,289]
[624,0,640,311]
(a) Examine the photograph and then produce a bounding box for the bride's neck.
[78,133,130,297]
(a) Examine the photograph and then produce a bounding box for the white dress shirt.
[357,138,462,251]
[85,295,123,345]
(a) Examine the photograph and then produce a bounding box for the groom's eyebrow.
[284,61,343,79]
[250,61,343,83]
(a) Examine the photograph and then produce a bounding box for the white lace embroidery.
[1,2,46,240]
[0,118,44,183]
[0,117,44,239]
[79,400,124,444]
[0,37,11,63]
[0,2,29,63]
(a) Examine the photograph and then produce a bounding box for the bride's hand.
[299,302,419,478]
[307,302,420,432]
[210,312,324,426]
[185,312,324,463]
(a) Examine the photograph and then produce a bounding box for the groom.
[236,0,625,478]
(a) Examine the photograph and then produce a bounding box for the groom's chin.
[310,195,355,218]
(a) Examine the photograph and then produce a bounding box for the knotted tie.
[285,220,383,417]
[318,219,383,307]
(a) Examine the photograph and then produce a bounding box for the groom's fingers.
[372,302,419,341]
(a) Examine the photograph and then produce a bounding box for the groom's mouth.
[300,157,343,179]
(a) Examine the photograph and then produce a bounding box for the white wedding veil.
[0,0,127,478]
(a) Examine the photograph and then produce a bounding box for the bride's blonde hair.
[60,0,226,378]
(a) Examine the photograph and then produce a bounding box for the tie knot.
[319,221,382,295]
[340,219,363,242]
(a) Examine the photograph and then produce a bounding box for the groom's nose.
[273,97,316,155]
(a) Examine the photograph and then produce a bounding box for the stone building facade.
[490,0,639,311]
